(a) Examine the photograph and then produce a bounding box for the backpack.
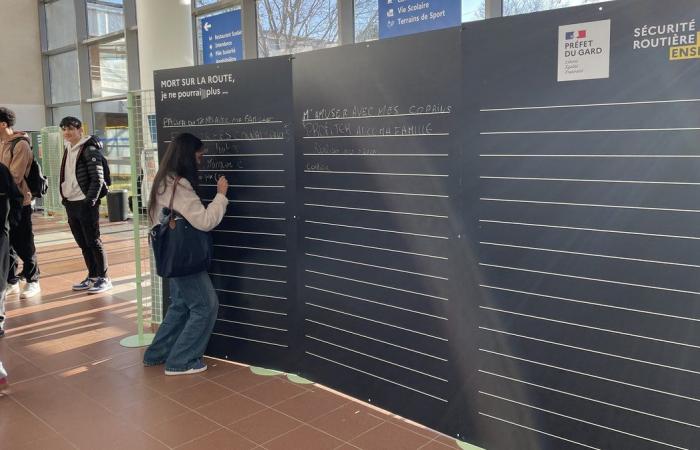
[10,137,49,199]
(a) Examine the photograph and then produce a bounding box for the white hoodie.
[61,135,91,201]
[150,176,227,232]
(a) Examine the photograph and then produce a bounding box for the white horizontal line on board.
[231,199,285,204]
[304,170,448,177]
[219,304,287,315]
[225,215,286,220]
[481,127,700,135]
[216,288,286,300]
[304,133,450,139]
[480,392,686,450]
[306,351,448,402]
[306,284,447,320]
[212,332,288,347]
[210,273,286,284]
[306,220,449,240]
[213,230,286,237]
[480,154,700,158]
[305,236,447,260]
[204,153,284,157]
[480,327,700,376]
[164,121,283,127]
[307,269,448,301]
[480,98,700,112]
[303,111,451,121]
[479,219,700,241]
[480,369,700,430]
[164,138,284,142]
[216,318,287,332]
[480,197,700,213]
[214,244,286,253]
[304,186,449,198]
[479,241,700,268]
[480,284,700,323]
[302,153,449,157]
[479,413,600,450]
[481,306,700,350]
[479,348,700,403]
[479,263,700,296]
[306,252,449,280]
[480,176,700,186]
[212,259,286,268]
[307,319,448,362]
[307,302,448,342]
[305,203,449,219]
[307,335,448,382]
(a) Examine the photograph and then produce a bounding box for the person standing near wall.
[59,117,112,294]
[0,163,24,338]
[0,107,41,299]
[143,133,228,375]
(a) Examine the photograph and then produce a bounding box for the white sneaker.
[20,282,41,299]
[5,283,19,295]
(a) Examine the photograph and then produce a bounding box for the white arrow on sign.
[203,22,212,31]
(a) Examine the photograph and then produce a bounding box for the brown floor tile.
[148,411,221,448]
[350,422,432,450]
[390,417,440,440]
[13,435,76,450]
[2,359,45,384]
[273,387,348,423]
[177,428,258,450]
[89,381,162,411]
[60,413,168,450]
[431,434,462,448]
[200,357,246,379]
[263,425,344,450]
[0,413,58,448]
[228,408,302,444]
[310,402,385,442]
[168,379,234,409]
[113,394,190,430]
[210,367,277,392]
[25,348,94,374]
[419,439,462,450]
[196,393,267,426]
[141,371,209,395]
[240,378,307,406]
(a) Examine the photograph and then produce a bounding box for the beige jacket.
[0,132,33,206]
[150,176,228,232]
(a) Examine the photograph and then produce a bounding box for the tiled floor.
[0,214,464,450]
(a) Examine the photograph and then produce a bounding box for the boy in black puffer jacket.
[59,117,112,294]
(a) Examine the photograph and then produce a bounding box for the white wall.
[136,0,194,91]
[0,0,46,131]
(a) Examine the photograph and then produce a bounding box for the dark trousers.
[0,236,8,329]
[66,201,108,278]
[8,205,39,284]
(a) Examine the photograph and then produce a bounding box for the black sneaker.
[87,277,113,294]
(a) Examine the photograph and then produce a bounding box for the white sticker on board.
[558,19,611,82]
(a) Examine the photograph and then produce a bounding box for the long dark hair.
[148,132,203,221]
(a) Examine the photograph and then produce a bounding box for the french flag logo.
[566,30,587,40]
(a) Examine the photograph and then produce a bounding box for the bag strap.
[167,176,181,229]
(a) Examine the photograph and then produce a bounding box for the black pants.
[0,236,8,329]
[8,205,39,284]
[66,201,108,278]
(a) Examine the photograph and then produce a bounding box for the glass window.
[49,51,80,104]
[504,0,606,16]
[89,38,128,97]
[355,0,378,42]
[257,0,339,57]
[51,105,82,126]
[93,100,130,187]
[462,0,485,22]
[196,0,220,7]
[196,7,243,64]
[45,0,76,50]
[87,0,125,37]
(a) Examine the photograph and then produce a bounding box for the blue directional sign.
[378,0,461,39]
[200,9,243,64]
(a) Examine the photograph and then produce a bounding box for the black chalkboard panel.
[464,0,700,448]
[293,28,481,441]
[154,56,298,371]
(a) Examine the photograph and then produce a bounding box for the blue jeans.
[143,270,219,371]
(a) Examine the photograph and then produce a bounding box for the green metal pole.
[121,92,154,348]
